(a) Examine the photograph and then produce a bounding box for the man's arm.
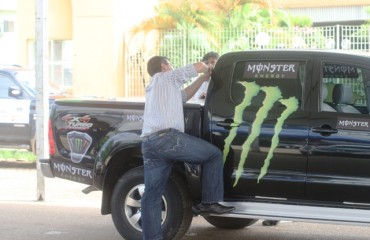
[183,71,211,101]
[163,62,209,88]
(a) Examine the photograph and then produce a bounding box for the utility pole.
[35,0,49,201]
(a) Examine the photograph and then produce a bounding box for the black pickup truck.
[42,50,370,240]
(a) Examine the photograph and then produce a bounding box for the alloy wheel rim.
[124,183,168,231]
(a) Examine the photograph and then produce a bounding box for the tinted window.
[231,61,306,111]
[320,62,370,114]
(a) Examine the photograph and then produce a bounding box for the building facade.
[6,0,370,98]
[16,0,156,98]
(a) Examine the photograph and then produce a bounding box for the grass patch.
[0,149,36,162]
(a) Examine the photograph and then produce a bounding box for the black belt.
[142,128,174,142]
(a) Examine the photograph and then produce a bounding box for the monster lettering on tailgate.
[223,81,299,187]
[53,162,93,183]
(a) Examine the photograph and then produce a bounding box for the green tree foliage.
[129,0,315,66]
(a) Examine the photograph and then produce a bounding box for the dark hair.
[147,56,169,77]
[202,51,219,62]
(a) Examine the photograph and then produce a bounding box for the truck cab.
[210,50,370,206]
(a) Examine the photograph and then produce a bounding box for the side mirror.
[8,86,23,98]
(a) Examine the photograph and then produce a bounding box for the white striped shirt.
[141,64,198,137]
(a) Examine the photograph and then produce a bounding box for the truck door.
[307,58,370,204]
[208,57,311,200]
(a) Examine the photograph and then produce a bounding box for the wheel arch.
[100,145,143,215]
[100,149,194,215]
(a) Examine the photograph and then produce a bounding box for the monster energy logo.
[243,62,299,79]
[223,81,299,187]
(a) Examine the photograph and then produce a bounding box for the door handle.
[312,126,338,135]
[216,121,240,128]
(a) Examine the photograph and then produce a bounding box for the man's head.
[147,56,172,77]
[202,51,219,66]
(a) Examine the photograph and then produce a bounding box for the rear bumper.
[39,159,55,178]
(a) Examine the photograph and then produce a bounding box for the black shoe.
[192,202,235,215]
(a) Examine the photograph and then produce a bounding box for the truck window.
[320,62,370,114]
[231,61,305,112]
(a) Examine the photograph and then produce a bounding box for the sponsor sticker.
[61,114,93,130]
[125,113,143,122]
[323,64,358,78]
[243,62,299,79]
[337,117,370,131]
[52,162,93,184]
[67,131,93,163]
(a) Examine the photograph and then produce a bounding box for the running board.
[216,202,370,226]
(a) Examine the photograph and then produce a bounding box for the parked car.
[42,50,370,239]
[0,65,38,152]
[0,65,64,153]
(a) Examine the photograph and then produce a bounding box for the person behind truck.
[193,51,220,100]
[140,56,234,240]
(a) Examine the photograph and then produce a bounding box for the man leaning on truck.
[140,56,234,240]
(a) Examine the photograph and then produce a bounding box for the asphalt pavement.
[1,161,370,240]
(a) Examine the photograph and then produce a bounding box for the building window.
[3,20,14,32]
[28,40,73,90]
[49,40,73,88]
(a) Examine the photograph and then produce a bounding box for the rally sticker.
[61,114,93,130]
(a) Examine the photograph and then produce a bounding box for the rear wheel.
[111,167,193,240]
[204,216,257,229]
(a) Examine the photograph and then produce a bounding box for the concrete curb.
[0,160,36,169]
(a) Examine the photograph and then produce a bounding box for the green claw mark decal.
[257,97,299,183]
[234,86,282,187]
[223,82,260,163]
[223,81,299,187]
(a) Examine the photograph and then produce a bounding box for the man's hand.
[193,62,209,74]
[199,92,206,99]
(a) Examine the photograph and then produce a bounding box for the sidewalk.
[0,161,101,207]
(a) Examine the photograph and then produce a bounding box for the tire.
[204,216,258,229]
[111,166,193,240]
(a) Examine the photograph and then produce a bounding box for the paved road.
[1,167,370,240]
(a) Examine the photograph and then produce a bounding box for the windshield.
[13,70,36,97]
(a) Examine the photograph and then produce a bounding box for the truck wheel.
[204,216,257,229]
[111,167,193,240]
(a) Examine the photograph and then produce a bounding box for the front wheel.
[110,167,193,240]
[204,216,258,229]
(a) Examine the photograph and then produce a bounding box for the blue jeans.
[141,129,224,240]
